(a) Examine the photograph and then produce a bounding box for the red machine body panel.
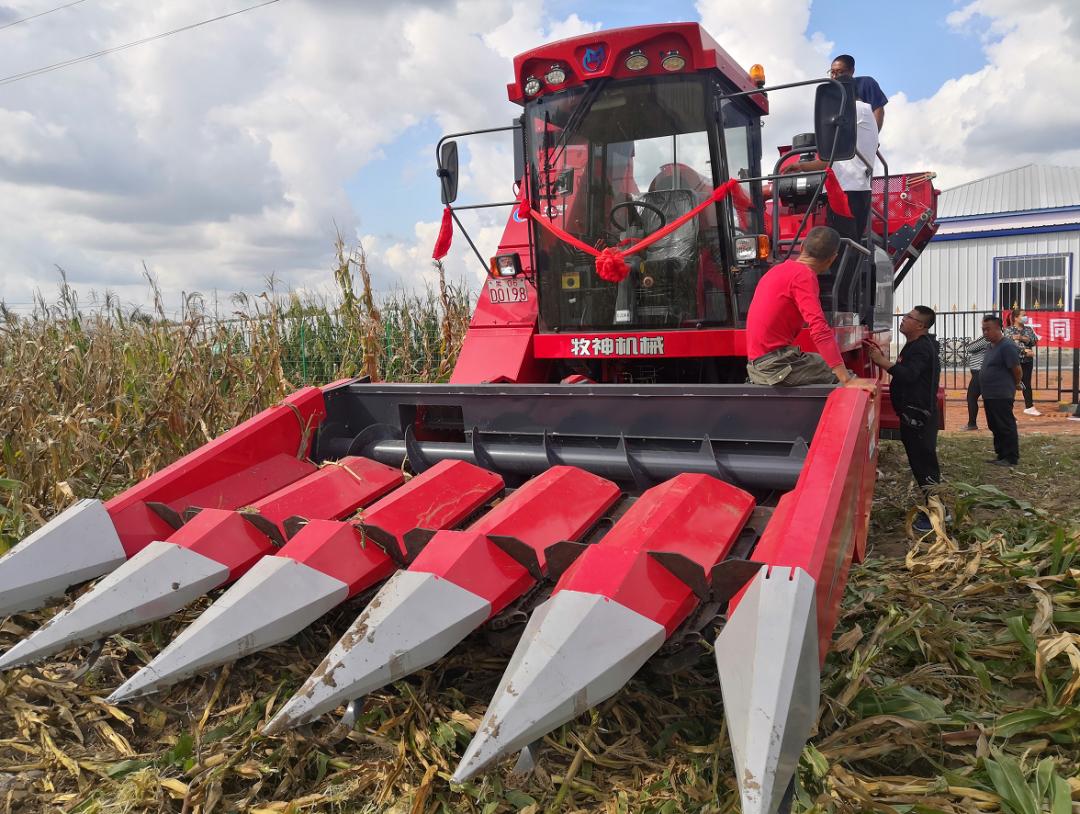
[279,458,504,593]
[172,457,403,581]
[732,386,880,663]
[104,387,327,557]
[252,457,403,536]
[530,326,865,361]
[554,474,755,634]
[451,326,547,384]
[507,23,766,113]
[279,520,389,595]
[407,466,620,615]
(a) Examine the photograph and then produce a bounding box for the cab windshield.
[525,75,738,331]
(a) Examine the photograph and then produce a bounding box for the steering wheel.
[609,199,667,233]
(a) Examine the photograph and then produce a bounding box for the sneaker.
[1023,407,1041,416]
[989,459,1017,467]
[912,514,934,533]
[1070,415,1080,422]
[961,424,978,431]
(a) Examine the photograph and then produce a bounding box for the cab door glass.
[525,76,737,330]
[719,99,760,235]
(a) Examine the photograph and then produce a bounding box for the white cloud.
[390,3,601,295]
[696,0,833,163]
[0,0,596,312]
[698,0,1080,189]
[883,0,1080,185]
[2,0,1076,315]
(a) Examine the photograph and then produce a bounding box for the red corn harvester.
[0,22,939,814]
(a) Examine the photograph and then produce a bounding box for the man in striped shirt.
[963,333,991,430]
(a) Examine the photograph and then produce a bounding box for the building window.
[996,254,1070,311]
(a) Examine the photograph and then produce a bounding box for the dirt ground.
[867,420,1080,560]
[941,395,1080,434]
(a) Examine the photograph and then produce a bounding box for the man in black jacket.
[868,305,941,532]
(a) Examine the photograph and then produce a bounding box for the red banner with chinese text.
[1023,311,1080,349]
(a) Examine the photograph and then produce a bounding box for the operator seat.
[621,165,702,326]
[636,188,698,263]
[642,163,732,324]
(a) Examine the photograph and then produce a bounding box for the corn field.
[0,244,470,553]
[0,250,1079,813]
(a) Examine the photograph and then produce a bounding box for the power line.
[0,0,282,86]
[0,0,89,32]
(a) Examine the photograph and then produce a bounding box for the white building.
[895,164,1080,315]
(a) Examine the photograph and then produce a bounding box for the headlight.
[661,50,686,71]
[624,49,649,71]
[735,236,758,261]
[490,253,523,277]
[735,235,770,261]
[544,64,567,85]
[523,76,542,96]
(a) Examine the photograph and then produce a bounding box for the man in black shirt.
[979,315,1022,466]
[868,305,940,531]
[829,54,889,130]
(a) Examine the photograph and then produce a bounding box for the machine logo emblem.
[582,45,606,73]
[569,335,665,357]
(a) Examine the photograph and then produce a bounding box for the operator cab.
[435,22,863,370]
[523,74,762,332]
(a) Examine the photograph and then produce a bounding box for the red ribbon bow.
[520,178,747,283]
[594,247,630,283]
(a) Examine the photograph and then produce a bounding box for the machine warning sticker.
[867,402,877,459]
[569,336,665,357]
[487,278,529,304]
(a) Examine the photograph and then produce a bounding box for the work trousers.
[827,190,872,240]
[984,398,1019,464]
[966,369,981,426]
[899,421,941,490]
[1020,360,1034,408]
[746,346,838,386]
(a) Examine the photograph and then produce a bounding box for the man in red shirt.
[746,226,861,387]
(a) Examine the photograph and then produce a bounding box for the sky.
[1,0,1079,315]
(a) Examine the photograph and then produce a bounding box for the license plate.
[487,277,530,304]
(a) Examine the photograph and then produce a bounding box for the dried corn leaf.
[95,720,135,757]
[160,777,189,798]
[40,728,79,779]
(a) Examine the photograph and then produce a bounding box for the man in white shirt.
[781,97,879,240]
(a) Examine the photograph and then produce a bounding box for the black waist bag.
[900,404,933,429]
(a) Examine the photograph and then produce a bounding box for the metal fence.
[892,310,1080,402]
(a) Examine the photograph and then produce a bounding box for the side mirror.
[438,141,459,204]
[814,79,856,162]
